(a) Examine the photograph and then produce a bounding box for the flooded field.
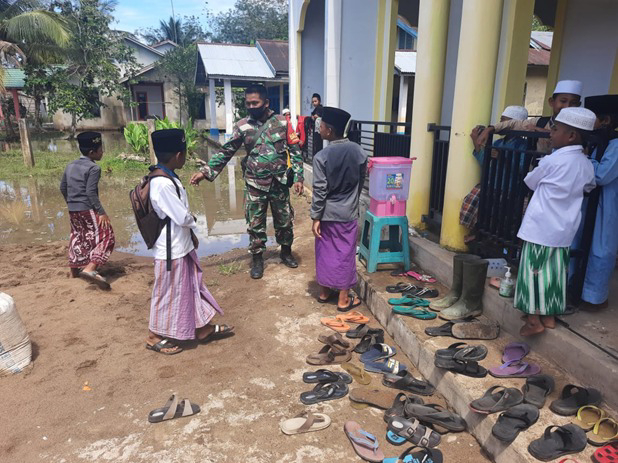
[0,155,275,258]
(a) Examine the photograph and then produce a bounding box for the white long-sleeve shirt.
[149,176,197,260]
[517,144,596,247]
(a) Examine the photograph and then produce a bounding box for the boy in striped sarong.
[60,132,115,289]
[145,129,233,355]
[514,108,596,336]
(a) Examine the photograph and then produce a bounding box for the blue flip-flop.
[392,307,437,320]
[364,358,407,375]
[360,343,397,363]
[383,446,444,463]
[388,296,430,307]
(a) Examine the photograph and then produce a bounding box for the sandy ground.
[0,195,489,463]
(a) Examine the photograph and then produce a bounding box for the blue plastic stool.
[358,211,411,273]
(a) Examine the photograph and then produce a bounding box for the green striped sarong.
[514,241,569,315]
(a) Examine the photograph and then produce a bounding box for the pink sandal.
[390,270,436,283]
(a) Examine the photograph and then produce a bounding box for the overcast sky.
[113,0,237,35]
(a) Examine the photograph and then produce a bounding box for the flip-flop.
[148,394,200,423]
[550,384,603,416]
[436,357,487,378]
[435,342,488,363]
[403,287,439,298]
[502,341,530,362]
[489,360,541,378]
[300,381,348,404]
[198,324,234,344]
[349,387,401,409]
[386,282,420,293]
[404,403,467,432]
[336,311,370,324]
[280,411,331,435]
[306,345,351,365]
[302,369,353,384]
[528,425,588,461]
[364,358,407,375]
[382,370,435,396]
[383,446,443,463]
[593,442,618,463]
[572,405,608,431]
[346,324,384,339]
[353,333,385,354]
[317,332,352,350]
[384,393,425,422]
[146,338,183,355]
[469,386,524,414]
[390,270,437,283]
[388,296,431,306]
[341,362,372,385]
[587,418,618,446]
[451,320,500,340]
[79,270,111,289]
[425,322,454,337]
[491,404,540,442]
[337,293,362,312]
[392,307,437,319]
[360,343,397,363]
[317,291,336,303]
[523,374,555,408]
[344,421,385,463]
[386,416,441,448]
[320,317,350,332]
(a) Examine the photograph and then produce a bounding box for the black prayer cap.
[321,106,351,135]
[585,94,618,116]
[77,131,102,150]
[151,129,186,156]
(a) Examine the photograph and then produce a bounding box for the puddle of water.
[0,156,275,257]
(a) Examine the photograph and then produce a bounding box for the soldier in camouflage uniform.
[190,84,304,279]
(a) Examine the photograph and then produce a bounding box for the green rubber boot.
[430,254,481,311]
[439,259,489,321]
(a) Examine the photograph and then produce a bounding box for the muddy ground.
[0,194,489,463]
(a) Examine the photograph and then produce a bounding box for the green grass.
[0,149,148,179]
[217,261,243,276]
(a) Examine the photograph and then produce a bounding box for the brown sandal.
[306,344,351,365]
[317,332,352,350]
[349,387,400,409]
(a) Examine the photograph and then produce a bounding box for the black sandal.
[146,338,183,355]
[198,324,235,344]
[346,324,384,339]
[317,290,336,303]
[353,332,385,354]
[337,293,362,312]
[437,358,488,378]
[382,370,435,396]
[425,322,454,337]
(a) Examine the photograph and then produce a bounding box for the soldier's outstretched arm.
[190,125,244,185]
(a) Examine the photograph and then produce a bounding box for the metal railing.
[302,117,322,163]
[423,124,451,231]
[348,120,411,157]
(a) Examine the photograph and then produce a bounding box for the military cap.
[585,95,618,116]
[77,132,102,150]
[321,106,351,135]
[151,129,186,155]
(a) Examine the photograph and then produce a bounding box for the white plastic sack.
[0,292,31,376]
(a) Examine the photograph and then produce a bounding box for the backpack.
[129,167,181,271]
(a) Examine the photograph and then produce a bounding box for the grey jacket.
[310,139,368,222]
[60,156,106,215]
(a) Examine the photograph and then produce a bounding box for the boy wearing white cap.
[478,80,583,153]
[514,107,596,336]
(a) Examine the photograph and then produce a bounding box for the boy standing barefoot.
[60,132,114,289]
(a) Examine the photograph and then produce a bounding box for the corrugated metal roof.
[528,48,551,66]
[395,51,416,75]
[256,40,288,74]
[531,31,553,50]
[3,68,25,88]
[197,43,275,80]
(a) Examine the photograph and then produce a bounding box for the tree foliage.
[531,15,551,32]
[140,16,208,46]
[159,43,202,123]
[209,0,287,44]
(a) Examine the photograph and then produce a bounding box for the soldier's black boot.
[250,253,264,279]
[280,245,298,268]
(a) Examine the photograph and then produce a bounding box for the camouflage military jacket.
[200,110,304,192]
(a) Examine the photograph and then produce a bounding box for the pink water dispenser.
[368,156,416,216]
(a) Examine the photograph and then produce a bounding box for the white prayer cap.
[282,108,290,115]
[554,107,596,131]
[553,80,583,96]
[501,105,528,121]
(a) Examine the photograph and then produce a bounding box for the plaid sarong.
[514,241,569,315]
[460,184,481,229]
[68,210,115,268]
[150,250,223,340]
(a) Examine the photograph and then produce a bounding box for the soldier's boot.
[250,253,264,279]
[280,245,298,268]
[439,259,489,321]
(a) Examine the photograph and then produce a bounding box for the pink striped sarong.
[149,250,223,340]
[68,210,115,268]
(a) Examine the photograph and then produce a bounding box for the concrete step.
[356,262,616,463]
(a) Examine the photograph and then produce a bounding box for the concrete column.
[440,0,503,250]
[491,0,535,121]
[610,48,618,93]
[372,0,399,121]
[324,0,342,107]
[146,119,157,165]
[228,163,237,212]
[406,0,450,228]
[209,78,219,136]
[288,4,301,126]
[18,119,34,168]
[397,76,409,133]
[543,0,568,115]
[223,79,233,138]
[279,83,285,112]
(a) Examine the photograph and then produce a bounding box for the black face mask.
[248,105,267,119]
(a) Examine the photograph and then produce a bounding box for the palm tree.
[141,16,206,47]
[0,0,70,88]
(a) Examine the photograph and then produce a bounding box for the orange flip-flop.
[321,317,351,332]
[336,311,370,325]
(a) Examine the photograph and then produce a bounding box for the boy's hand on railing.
[190,172,205,186]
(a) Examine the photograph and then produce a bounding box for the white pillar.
[223,79,233,138]
[324,0,342,107]
[228,162,237,212]
[279,83,285,112]
[397,76,409,133]
[288,4,299,126]
[209,78,218,136]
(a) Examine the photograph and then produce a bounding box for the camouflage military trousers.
[244,182,294,254]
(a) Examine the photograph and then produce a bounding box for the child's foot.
[196,324,234,343]
[337,291,362,311]
[541,316,556,329]
[145,334,182,354]
[318,288,334,303]
[70,268,81,278]
[520,320,545,337]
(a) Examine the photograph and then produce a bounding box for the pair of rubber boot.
[431,254,488,321]
[250,245,298,279]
